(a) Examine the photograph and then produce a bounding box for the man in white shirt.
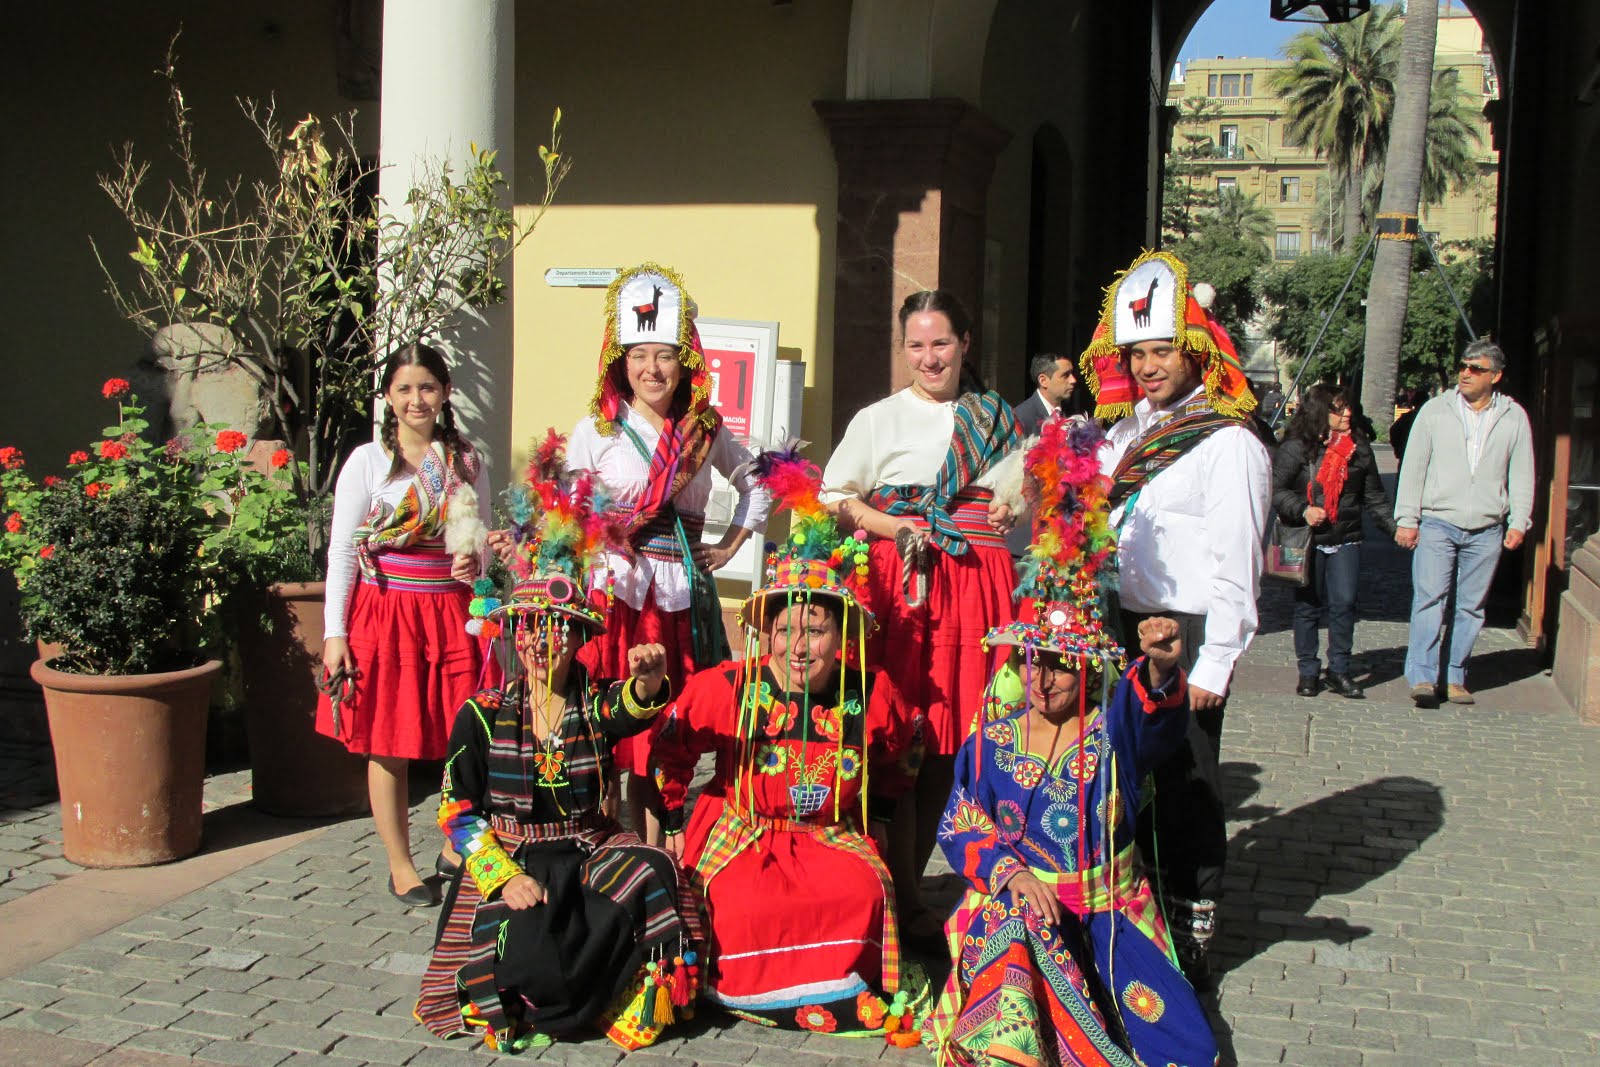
[1080,251,1272,983]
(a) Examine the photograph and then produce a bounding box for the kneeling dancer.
[654,448,922,1037]
[927,417,1219,1067]
[415,435,703,1053]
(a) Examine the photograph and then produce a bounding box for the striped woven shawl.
[1108,396,1243,513]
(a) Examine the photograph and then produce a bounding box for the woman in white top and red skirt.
[565,264,770,846]
[317,344,492,906]
[820,290,1023,943]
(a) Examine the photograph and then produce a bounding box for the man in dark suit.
[1013,352,1077,436]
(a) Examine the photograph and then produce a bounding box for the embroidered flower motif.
[214,430,248,454]
[984,720,1016,745]
[1068,749,1100,781]
[532,749,566,784]
[1043,775,1077,804]
[1012,758,1045,789]
[839,696,864,718]
[763,700,798,738]
[855,990,887,1029]
[1041,803,1079,846]
[101,378,130,398]
[795,1005,837,1033]
[811,704,843,741]
[269,448,293,469]
[947,798,997,837]
[995,800,1026,842]
[756,743,788,776]
[1121,980,1165,1023]
[835,747,862,780]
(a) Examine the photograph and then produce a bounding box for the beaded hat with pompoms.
[737,444,874,637]
[465,429,628,641]
[983,415,1124,667]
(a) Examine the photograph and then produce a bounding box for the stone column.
[814,99,1009,441]
[378,0,515,476]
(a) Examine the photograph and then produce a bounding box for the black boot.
[1324,672,1365,699]
[1295,674,1320,697]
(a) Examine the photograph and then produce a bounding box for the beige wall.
[1,2,364,468]
[509,1,850,469]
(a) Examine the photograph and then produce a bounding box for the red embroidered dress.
[653,658,914,1031]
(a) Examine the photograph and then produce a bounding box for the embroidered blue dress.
[926,658,1219,1067]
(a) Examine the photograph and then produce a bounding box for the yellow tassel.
[652,981,675,1028]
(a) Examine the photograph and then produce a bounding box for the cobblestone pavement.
[2,454,1596,1065]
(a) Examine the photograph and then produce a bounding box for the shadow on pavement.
[1357,643,1546,694]
[1213,773,1444,982]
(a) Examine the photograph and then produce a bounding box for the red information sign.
[704,341,758,441]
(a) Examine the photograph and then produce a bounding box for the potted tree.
[88,47,568,815]
[1,382,298,866]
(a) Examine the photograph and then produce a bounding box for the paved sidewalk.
[2,459,1596,1064]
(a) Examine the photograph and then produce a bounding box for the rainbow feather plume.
[510,430,627,582]
[1020,416,1117,602]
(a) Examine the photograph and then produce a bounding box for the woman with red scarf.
[1272,383,1396,700]
[565,264,770,846]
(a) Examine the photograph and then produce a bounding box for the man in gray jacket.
[1394,339,1535,707]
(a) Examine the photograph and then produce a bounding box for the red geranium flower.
[795,1005,838,1033]
[0,446,23,470]
[39,545,54,560]
[101,378,130,398]
[269,448,293,469]
[85,482,110,498]
[42,476,59,487]
[4,513,22,534]
[98,440,129,461]
[68,451,90,465]
[214,430,248,454]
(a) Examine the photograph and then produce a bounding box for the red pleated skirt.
[315,548,481,761]
[577,594,696,776]
[864,504,1016,757]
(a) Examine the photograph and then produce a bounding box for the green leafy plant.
[91,40,569,571]
[0,379,306,674]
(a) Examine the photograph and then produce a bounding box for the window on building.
[1219,124,1240,159]
[1275,230,1302,261]
[1218,73,1242,97]
[1218,177,1238,194]
[1243,73,1254,97]
[1312,231,1329,252]
[1208,74,1218,96]
[1280,176,1301,202]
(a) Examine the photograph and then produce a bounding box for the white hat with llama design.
[615,267,688,348]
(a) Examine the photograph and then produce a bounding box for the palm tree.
[1206,188,1275,245]
[1361,66,1484,217]
[1270,5,1402,250]
[1360,0,1440,432]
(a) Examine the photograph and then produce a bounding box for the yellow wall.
[1,3,364,468]
[509,1,850,467]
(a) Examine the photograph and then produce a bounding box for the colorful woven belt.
[358,541,461,591]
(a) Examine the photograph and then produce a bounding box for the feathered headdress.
[1078,249,1257,421]
[469,429,627,637]
[983,415,1123,665]
[736,443,873,634]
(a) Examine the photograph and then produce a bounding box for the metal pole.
[1420,231,1478,341]
[1271,231,1379,430]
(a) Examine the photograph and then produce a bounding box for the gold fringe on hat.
[588,261,717,437]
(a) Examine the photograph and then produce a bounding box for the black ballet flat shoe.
[1295,674,1320,697]
[1323,672,1365,699]
[435,851,462,879]
[388,874,439,908]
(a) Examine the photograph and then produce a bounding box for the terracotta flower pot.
[30,657,221,867]
[238,582,368,817]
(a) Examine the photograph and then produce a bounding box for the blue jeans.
[1294,542,1361,676]
[1405,518,1504,687]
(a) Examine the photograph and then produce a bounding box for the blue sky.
[1175,0,1304,69]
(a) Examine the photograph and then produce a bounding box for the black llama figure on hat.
[633,284,663,332]
[1128,276,1159,329]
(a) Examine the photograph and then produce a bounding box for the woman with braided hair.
[318,343,492,906]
